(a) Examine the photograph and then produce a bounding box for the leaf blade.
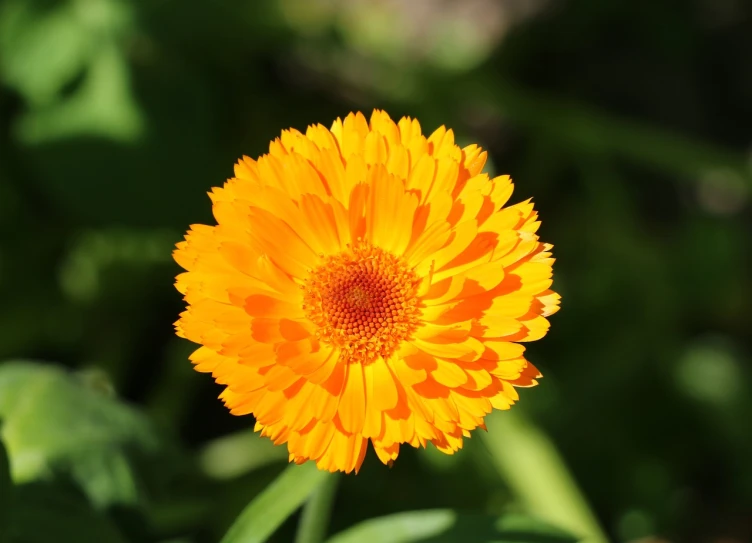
[480,411,606,543]
[325,509,579,543]
[0,361,158,507]
[220,462,330,543]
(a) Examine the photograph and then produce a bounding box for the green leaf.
[0,0,140,139]
[480,411,607,543]
[0,0,93,105]
[3,0,217,227]
[15,40,145,144]
[220,462,330,543]
[199,429,288,481]
[14,53,219,227]
[294,472,340,543]
[0,361,158,508]
[325,510,579,543]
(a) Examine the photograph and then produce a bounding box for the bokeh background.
[1,0,751,542]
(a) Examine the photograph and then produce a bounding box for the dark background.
[1,0,751,542]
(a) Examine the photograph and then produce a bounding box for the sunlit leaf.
[294,472,339,543]
[0,0,136,130]
[480,411,606,543]
[220,462,329,543]
[325,510,579,543]
[0,0,92,105]
[199,430,288,481]
[15,41,145,144]
[0,361,158,508]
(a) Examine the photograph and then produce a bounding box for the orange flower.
[174,110,560,473]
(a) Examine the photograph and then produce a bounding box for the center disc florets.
[302,242,422,363]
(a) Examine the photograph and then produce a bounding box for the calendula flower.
[174,110,559,473]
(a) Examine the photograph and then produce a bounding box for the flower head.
[174,110,560,473]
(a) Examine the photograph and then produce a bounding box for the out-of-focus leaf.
[220,462,329,543]
[0,0,91,105]
[15,54,219,227]
[0,0,135,115]
[481,411,605,543]
[8,480,127,543]
[58,227,177,304]
[199,429,288,480]
[4,0,218,227]
[0,361,158,508]
[294,472,339,543]
[15,41,145,144]
[325,510,579,543]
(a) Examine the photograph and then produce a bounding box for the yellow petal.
[431,358,468,388]
[337,363,366,434]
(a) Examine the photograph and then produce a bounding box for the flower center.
[302,242,422,363]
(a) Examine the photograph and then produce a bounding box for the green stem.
[480,410,609,543]
[294,472,340,543]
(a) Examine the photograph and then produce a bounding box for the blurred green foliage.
[1,0,751,541]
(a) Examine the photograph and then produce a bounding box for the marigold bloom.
[174,110,560,473]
